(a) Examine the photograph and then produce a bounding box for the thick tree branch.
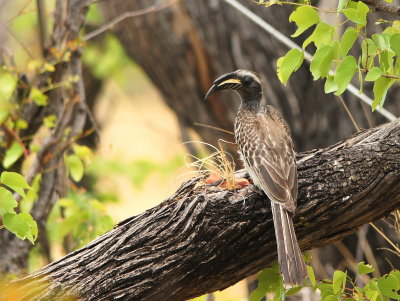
[359,0,400,15]
[9,118,400,300]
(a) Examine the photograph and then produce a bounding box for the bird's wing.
[240,106,297,212]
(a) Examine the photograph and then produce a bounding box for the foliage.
[0,172,37,244]
[269,0,400,111]
[250,262,400,301]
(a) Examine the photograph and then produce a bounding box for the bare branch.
[83,0,178,41]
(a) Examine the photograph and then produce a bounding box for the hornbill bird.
[204,69,307,285]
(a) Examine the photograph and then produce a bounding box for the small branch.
[83,0,178,41]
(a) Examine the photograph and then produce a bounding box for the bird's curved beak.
[204,72,242,100]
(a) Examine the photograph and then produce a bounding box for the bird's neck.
[240,98,261,113]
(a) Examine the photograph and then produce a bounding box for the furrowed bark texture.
[14,118,400,300]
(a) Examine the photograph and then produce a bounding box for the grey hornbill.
[204,69,307,285]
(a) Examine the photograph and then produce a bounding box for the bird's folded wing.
[240,109,297,212]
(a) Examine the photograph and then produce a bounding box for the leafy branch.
[271,0,400,111]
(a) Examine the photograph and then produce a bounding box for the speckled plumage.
[205,69,307,285]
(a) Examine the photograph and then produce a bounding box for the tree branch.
[358,0,400,15]
[9,118,400,300]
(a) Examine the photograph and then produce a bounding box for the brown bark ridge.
[10,118,400,300]
[0,0,93,274]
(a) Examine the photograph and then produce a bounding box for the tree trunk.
[11,118,400,301]
[0,0,92,274]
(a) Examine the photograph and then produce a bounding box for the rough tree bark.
[0,0,92,274]
[10,118,400,301]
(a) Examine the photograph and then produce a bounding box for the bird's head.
[204,69,262,102]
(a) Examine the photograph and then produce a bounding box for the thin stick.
[370,222,400,254]
[83,0,178,41]
[337,95,360,132]
[193,122,234,135]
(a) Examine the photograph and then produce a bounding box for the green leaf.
[342,1,369,25]
[249,267,282,301]
[3,141,24,169]
[324,75,338,93]
[364,279,381,301]
[378,273,400,300]
[341,27,359,57]
[361,39,378,69]
[303,22,334,49]
[289,6,320,37]
[307,265,316,288]
[1,171,31,198]
[277,49,304,85]
[338,0,350,10]
[0,187,18,215]
[286,286,302,296]
[333,270,347,294]
[372,33,389,51]
[43,114,57,128]
[16,119,28,129]
[379,50,395,72]
[66,154,84,182]
[0,72,17,102]
[21,174,41,213]
[334,56,358,95]
[322,295,339,301]
[3,212,38,244]
[310,45,334,80]
[318,281,334,297]
[372,77,395,111]
[29,87,48,106]
[365,67,383,81]
[358,262,375,274]
[390,33,400,55]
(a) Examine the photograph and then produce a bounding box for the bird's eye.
[242,76,252,86]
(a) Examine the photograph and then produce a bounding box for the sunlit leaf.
[333,270,347,294]
[324,75,338,93]
[310,45,334,80]
[341,27,358,57]
[3,212,38,244]
[0,72,17,102]
[361,39,377,69]
[277,49,304,85]
[66,154,84,182]
[303,22,334,49]
[377,273,400,300]
[0,187,18,215]
[289,6,320,37]
[334,56,358,95]
[390,33,400,55]
[372,77,395,111]
[307,265,316,288]
[3,141,24,169]
[365,67,383,81]
[358,262,375,274]
[29,87,48,106]
[1,171,31,198]
[286,286,302,296]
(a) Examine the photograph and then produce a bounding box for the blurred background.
[0,0,399,300]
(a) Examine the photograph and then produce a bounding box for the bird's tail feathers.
[271,202,308,286]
